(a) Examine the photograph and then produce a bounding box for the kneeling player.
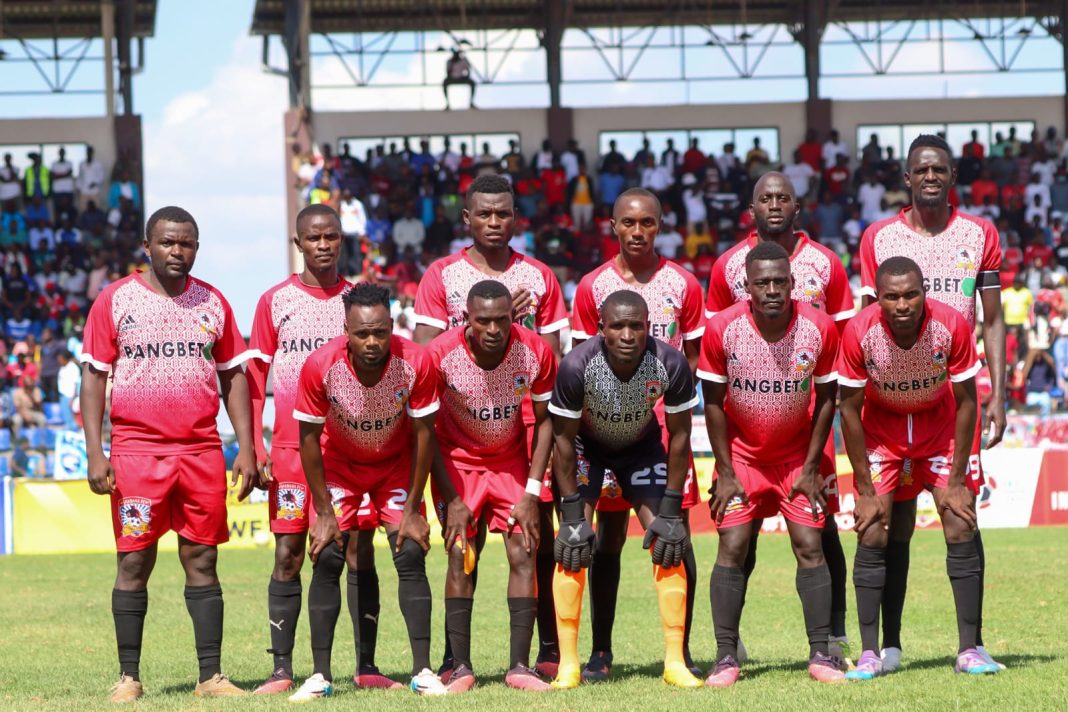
[550,290,703,689]
[293,284,446,700]
[429,280,557,692]
[837,257,997,679]
[699,241,844,687]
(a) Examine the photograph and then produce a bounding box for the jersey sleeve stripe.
[664,394,700,413]
[570,329,593,341]
[695,368,727,383]
[216,351,255,371]
[412,314,448,329]
[831,308,857,321]
[407,401,440,418]
[949,361,982,383]
[683,326,706,340]
[548,403,582,419]
[78,353,112,372]
[292,409,326,424]
[537,318,570,334]
[838,375,867,388]
[814,371,839,384]
[704,309,719,319]
[245,348,273,364]
[531,391,553,402]
[859,286,876,298]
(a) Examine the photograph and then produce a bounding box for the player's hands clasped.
[709,469,747,525]
[86,450,115,495]
[789,463,828,522]
[554,494,595,572]
[643,490,689,567]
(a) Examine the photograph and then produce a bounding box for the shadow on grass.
[608,658,804,683]
[896,652,1057,672]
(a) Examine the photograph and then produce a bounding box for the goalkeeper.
[547,290,701,689]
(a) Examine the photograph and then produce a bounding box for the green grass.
[2,528,1066,710]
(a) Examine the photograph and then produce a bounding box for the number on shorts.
[386,488,408,510]
[927,456,951,477]
[968,454,981,482]
[631,463,667,487]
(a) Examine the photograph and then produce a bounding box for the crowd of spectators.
[0,144,143,473]
[296,124,1068,416]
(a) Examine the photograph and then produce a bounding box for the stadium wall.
[0,117,117,169]
[313,95,1063,160]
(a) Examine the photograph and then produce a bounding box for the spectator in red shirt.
[798,129,822,172]
[692,243,715,289]
[969,168,998,206]
[1024,237,1053,267]
[823,154,851,201]
[963,129,985,160]
[540,159,567,207]
[682,138,707,177]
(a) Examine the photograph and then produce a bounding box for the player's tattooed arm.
[944,378,980,529]
[703,381,746,524]
[979,286,1007,448]
[839,385,886,535]
[299,420,343,562]
[792,380,837,518]
[219,366,259,501]
[81,363,114,495]
[397,414,436,553]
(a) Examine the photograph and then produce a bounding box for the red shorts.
[309,454,409,531]
[863,402,982,501]
[111,450,228,552]
[268,446,311,534]
[717,458,827,530]
[433,458,527,535]
[595,423,701,512]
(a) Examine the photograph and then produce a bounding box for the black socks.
[184,584,224,683]
[113,588,148,681]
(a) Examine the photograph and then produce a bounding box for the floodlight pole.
[283,0,314,273]
[544,0,573,152]
[101,0,116,118]
[801,0,831,139]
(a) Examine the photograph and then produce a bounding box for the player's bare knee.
[858,526,889,550]
[272,534,305,579]
[939,512,975,545]
[715,526,751,568]
[115,550,154,589]
[789,527,825,568]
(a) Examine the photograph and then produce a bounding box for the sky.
[3,1,1064,328]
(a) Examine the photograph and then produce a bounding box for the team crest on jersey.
[799,272,824,308]
[791,349,815,375]
[328,485,346,517]
[513,372,530,397]
[275,484,308,521]
[645,380,664,403]
[394,386,411,411]
[931,345,948,380]
[119,497,152,538]
[955,246,976,271]
[867,450,884,483]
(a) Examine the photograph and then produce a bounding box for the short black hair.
[343,283,390,311]
[875,255,924,286]
[614,187,661,217]
[467,279,511,306]
[146,206,198,242]
[296,203,340,233]
[600,290,648,319]
[907,134,952,163]
[467,174,514,204]
[744,240,790,268]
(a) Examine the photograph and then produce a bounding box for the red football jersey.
[859,207,1001,327]
[571,257,705,350]
[293,335,438,464]
[837,299,980,415]
[413,247,568,334]
[428,325,556,468]
[697,301,839,464]
[81,273,249,454]
[704,231,855,325]
[248,275,352,452]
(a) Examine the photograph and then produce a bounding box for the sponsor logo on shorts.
[725,495,746,513]
[601,469,621,499]
[275,484,307,521]
[119,497,152,538]
[576,455,590,487]
[328,485,346,517]
[902,458,913,487]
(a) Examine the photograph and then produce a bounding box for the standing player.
[704,171,854,659]
[550,290,702,689]
[698,242,844,687]
[569,187,705,680]
[838,257,996,678]
[81,206,255,702]
[247,204,395,694]
[858,134,1006,670]
[428,280,557,692]
[413,173,568,675]
[291,283,446,699]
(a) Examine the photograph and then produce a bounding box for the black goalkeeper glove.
[643,489,689,567]
[554,493,594,572]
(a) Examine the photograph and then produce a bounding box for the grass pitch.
[1,527,1066,711]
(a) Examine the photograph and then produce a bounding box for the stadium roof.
[0,0,157,40]
[250,0,1055,34]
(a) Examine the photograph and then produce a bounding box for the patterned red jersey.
[837,299,980,415]
[247,275,352,450]
[705,231,855,324]
[697,301,839,464]
[571,257,705,349]
[413,247,568,334]
[859,207,1001,327]
[81,273,249,454]
[293,335,438,463]
[427,325,556,468]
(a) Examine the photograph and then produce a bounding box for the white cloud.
[143,36,290,331]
